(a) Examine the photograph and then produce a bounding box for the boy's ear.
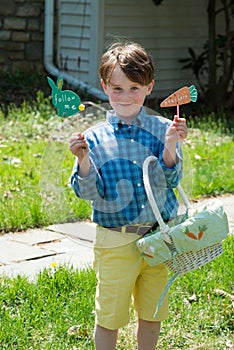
[147,80,154,95]
[101,79,108,95]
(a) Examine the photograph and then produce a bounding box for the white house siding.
[57,0,228,98]
[103,0,210,97]
[57,0,101,87]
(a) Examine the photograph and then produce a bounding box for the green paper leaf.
[189,85,198,102]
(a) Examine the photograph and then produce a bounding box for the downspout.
[44,0,107,101]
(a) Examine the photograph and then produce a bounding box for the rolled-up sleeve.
[158,146,183,188]
[160,162,182,188]
[70,158,104,200]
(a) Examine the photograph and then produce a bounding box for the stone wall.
[0,0,45,74]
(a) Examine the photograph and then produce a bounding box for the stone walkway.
[0,194,233,280]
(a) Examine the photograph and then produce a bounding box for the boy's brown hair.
[99,41,154,86]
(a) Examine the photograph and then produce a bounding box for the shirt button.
[131,139,134,142]
[137,183,141,187]
[141,205,145,209]
[133,160,137,164]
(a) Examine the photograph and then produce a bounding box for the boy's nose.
[121,90,132,101]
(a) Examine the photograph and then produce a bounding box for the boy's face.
[101,66,154,122]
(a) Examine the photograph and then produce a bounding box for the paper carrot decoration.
[160,85,198,108]
[160,85,197,118]
[47,76,85,117]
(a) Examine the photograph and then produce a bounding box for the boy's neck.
[118,116,134,125]
[115,107,143,125]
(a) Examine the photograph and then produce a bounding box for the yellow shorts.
[93,226,168,330]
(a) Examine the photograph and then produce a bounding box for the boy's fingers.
[178,127,187,139]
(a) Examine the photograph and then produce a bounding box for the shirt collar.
[106,107,147,129]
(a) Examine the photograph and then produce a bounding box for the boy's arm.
[69,132,91,177]
[70,158,104,200]
[69,132,104,199]
[78,155,91,178]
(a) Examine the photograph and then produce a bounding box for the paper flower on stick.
[47,76,85,117]
[160,85,198,116]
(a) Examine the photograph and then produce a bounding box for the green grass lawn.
[0,236,233,349]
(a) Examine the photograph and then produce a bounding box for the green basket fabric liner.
[137,199,229,267]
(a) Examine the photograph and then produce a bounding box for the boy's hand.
[163,115,188,168]
[165,115,187,145]
[69,133,89,161]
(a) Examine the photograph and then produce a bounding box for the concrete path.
[0,194,233,280]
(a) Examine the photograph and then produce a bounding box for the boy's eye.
[113,87,139,92]
[113,87,122,92]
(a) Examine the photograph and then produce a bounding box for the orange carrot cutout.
[160,85,198,117]
[160,85,198,108]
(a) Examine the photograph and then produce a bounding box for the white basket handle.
[143,156,191,233]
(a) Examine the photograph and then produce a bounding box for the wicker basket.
[164,242,223,274]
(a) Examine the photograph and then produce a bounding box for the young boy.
[69,41,187,350]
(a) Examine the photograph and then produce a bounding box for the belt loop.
[121,226,126,234]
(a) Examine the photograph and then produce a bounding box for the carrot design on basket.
[185,228,198,240]
[145,253,154,258]
[198,225,207,240]
[185,225,207,240]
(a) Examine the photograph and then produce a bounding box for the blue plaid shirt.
[71,107,182,227]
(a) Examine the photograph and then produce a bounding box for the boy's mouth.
[118,103,132,107]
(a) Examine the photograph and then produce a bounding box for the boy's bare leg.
[94,324,118,350]
[137,319,161,350]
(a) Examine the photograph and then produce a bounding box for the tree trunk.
[208,0,234,110]
[207,0,217,106]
